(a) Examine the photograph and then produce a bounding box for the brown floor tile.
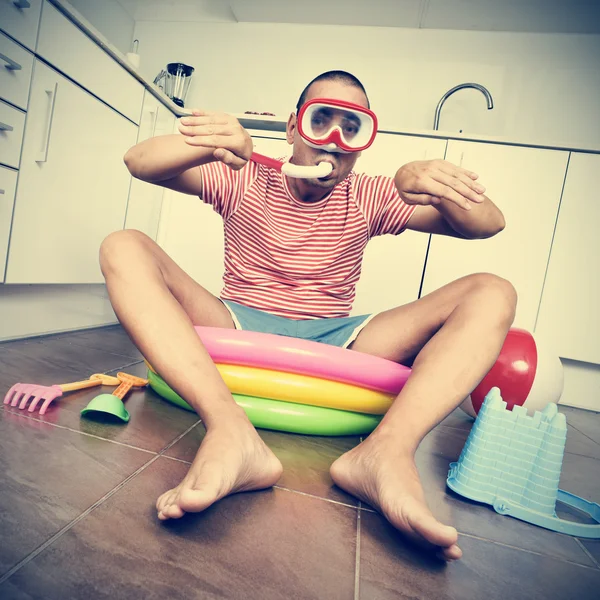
[564,424,600,459]
[420,424,470,459]
[578,539,600,568]
[358,510,600,600]
[561,405,600,445]
[439,408,475,431]
[52,325,143,360]
[166,421,361,506]
[0,336,137,393]
[1,346,90,394]
[4,361,199,453]
[0,410,152,576]
[559,452,600,502]
[0,457,358,600]
[366,426,597,567]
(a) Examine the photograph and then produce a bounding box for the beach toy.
[448,387,600,538]
[214,363,394,414]
[251,152,333,179]
[81,372,148,423]
[142,324,409,435]
[192,326,411,394]
[147,369,381,436]
[4,373,121,415]
[461,328,564,417]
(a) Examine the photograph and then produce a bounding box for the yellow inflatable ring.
[215,364,393,415]
[145,360,393,415]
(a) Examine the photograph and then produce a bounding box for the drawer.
[0,0,43,51]
[0,164,18,281]
[0,99,26,168]
[0,30,34,109]
[36,2,144,123]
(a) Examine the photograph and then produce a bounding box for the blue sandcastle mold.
[447,387,600,538]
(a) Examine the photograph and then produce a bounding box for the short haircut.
[295,70,370,113]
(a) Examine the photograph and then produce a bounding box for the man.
[101,70,515,562]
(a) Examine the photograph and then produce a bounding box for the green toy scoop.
[81,372,148,423]
[81,393,131,422]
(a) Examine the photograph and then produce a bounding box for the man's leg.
[100,230,282,520]
[330,273,517,560]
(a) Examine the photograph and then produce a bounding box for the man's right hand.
[178,109,253,171]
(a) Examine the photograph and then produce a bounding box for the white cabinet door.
[36,1,144,124]
[421,141,568,331]
[535,153,600,364]
[157,135,289,293]
[5,60,138,283]
[0,164,18,281]
[0,98,26,168]
[0,0,42,51]
[250,134,289,158]
[124,91,175,240]
[351,133,446,315]
[0,30,35,110]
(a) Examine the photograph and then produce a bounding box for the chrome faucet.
[433,83,494,130]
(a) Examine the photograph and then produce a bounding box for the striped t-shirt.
[198,159,416,320]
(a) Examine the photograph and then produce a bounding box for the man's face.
[286,80,369,191]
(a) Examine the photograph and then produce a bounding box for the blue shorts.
[221,300,375,349]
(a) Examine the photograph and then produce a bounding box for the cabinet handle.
[152,109,159,137]
[147,108,159,137]
[0,189,5,194]
[459,151,464,167]
[36,82,58,164]
[0,121,14,131]
[0,52,22,71]
[13,0,31,8]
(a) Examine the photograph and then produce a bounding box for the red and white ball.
[460,327,564,418]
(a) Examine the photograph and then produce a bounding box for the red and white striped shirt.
[198,159,416,320]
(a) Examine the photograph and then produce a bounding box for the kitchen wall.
[133,20,600,149]
[0,285,116,341]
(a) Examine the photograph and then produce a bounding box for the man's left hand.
[395,160,487,211]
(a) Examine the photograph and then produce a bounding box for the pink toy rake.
[3,373,121,415]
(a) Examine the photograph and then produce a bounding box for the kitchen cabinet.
[36,1,144,124]
[124,90,175,240]
[5,60,137,283]
[0,30,35,111]
[0,164,18,281]
[157,134,290,294]
[0,0,42,52]
[535,152,600,364]
[420,140,568,331]
[351,133,446,315]
[0,98,26,168]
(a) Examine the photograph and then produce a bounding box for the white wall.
[68,0,135,55]
[0,285,117,341]
[133,20,600,150]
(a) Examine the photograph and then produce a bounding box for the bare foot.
[156,417,283,520]
[330,433,462,561]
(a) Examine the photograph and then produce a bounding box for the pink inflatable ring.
[194,327,411,394]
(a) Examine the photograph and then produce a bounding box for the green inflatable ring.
[147,369,381,436]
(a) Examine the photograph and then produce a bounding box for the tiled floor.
[1,325,599,599]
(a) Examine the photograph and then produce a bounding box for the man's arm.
[124,134,211,196]
[394,159,505,239]
[404,199,505,239]
[123,110,253,197]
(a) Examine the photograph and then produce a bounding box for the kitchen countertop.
[48,0,600,155]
